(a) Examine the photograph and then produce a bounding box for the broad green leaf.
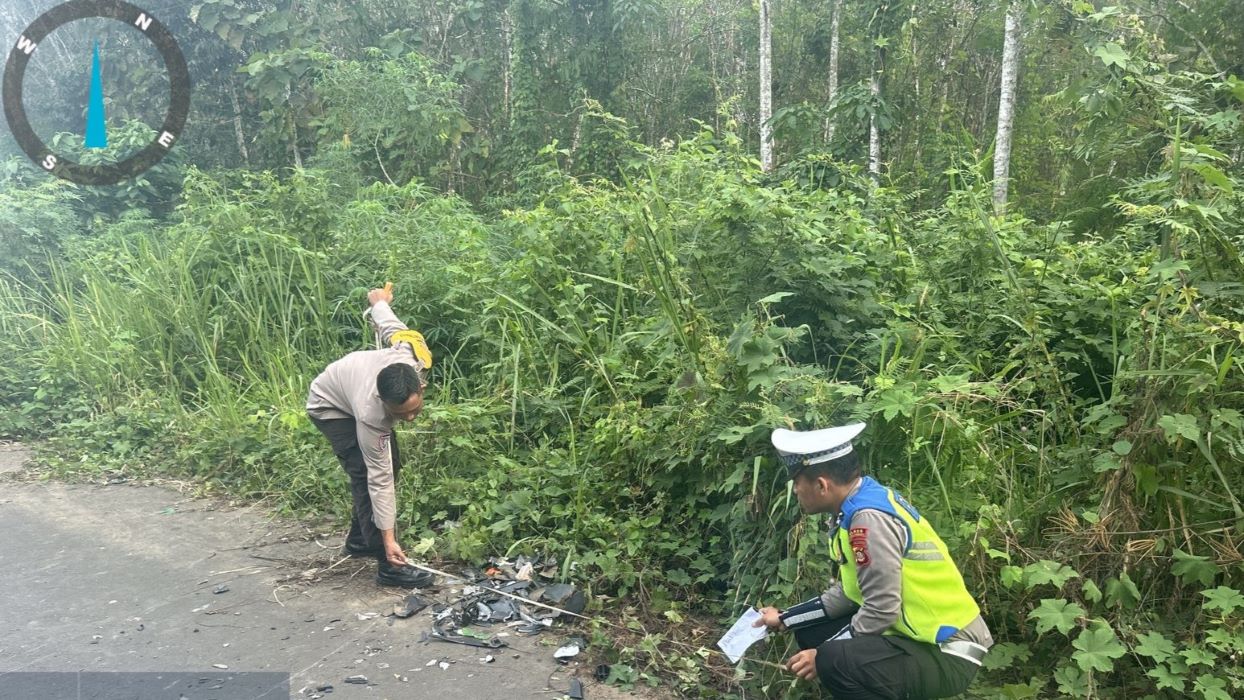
[1189,143,1230,161]
[1201,586,1244,615]
[1054,663,1090,696]
[1180,646,1215,667]
[1000,565,1023,588]
[1093,42,1130,68]
[981,642,1031,672]
[1193,673,1231,700]
[1147,664,1186,692]
[1203,628,1244,654]
[1092,452,1121,473]
[994,679,1043,699]
[1172,549,1217,587]
[1158,413,1200,442]
[873,386,919,420]
[1132,631,1175,661]
[1072,625,1126,673]
[1187,163,1234,194]
[1081,579,1103,604]
[1028,598,1085,636]
[1023,560,1080,590]
[1111,439,1132,455]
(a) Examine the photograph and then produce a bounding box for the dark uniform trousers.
[310,416,401,561]
[793,615,979,700]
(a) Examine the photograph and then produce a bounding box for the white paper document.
[717,607,769,664]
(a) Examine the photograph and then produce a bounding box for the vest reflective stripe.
[833,477,981,644]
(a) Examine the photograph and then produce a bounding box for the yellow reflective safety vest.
[831,477,981,644]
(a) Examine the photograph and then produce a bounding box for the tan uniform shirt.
[305,301,422,531]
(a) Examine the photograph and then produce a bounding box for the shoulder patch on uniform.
[849,527,871,567]
[378,432,390,452]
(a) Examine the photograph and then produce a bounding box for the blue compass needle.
[85,39,107,149]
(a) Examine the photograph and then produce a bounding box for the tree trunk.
[228,77,249,166]
[823,0,843,143]
[502,6,513,123]
[868,46,883,179]
[992,1,1021,215]
[759,0,773,171]
[286,83,302,168]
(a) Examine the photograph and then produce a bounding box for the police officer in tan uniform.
[306,285,432,588]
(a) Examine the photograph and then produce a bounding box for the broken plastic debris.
[486,598,519,622]
[343,674,368,684]
[394,594,431,619]
[553,643,581,661]
[212,664,228,670]
[356,612,380,621]
[212,584,230,595]
[425,659,438,667]
[541,583,587,615]
[438,661,450,670]
[479,655,494,664]
[568,677,585,700]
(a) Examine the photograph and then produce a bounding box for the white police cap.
[771,422,867,478]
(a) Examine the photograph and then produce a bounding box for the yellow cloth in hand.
[389,329,433,369]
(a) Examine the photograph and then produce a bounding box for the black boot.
[376,560,435,589]
[341,540,382,558]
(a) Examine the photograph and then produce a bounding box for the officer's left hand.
[786,648,818,682]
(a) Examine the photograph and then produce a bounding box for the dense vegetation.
[1,0,1241,697]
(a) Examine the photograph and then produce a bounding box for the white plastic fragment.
[554,643,581,660]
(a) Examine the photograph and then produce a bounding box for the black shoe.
[342,541,382,558]
[376,561,435,589]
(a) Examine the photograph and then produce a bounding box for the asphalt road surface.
[0,444,642,700]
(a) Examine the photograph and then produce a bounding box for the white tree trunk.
[229,77,249,166]
[759,0,773,171]
[824,0,843,143]
[502,6,513,122]
[286,82,302,169]
[868,59,881,179]
[993,1,1021,215]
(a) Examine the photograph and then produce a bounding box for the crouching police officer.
[754,422,992,699]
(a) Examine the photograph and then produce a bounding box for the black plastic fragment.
[394,594,431,619]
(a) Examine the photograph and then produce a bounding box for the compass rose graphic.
[2,0,191,186]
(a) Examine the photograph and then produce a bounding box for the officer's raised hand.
[786,648,818,681]
[753,606,786,631]
[368,284,394,306]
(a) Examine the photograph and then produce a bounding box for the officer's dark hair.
[377,363,424,405]
[796,450,862,486]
